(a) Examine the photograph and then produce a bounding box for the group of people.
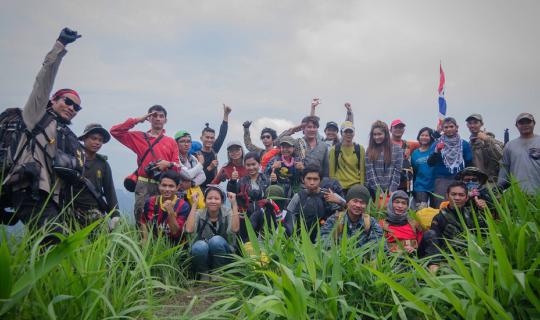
[2,28,540,277]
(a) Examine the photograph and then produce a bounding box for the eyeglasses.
[177,139,192,144]
[261,135,272,140]
[62,96,82,112]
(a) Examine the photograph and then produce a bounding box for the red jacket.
[379,219,423,252]
[211,163,247,185]
[110,118,180,178]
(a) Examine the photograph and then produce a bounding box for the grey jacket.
[4,42,73,203]
[295,137,330,177]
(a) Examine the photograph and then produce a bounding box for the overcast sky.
[1,0,539,186]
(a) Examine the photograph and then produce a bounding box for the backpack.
[335,211,372,239]
[1,108,58,178]
[1,108,84,196]
[333,142,364,174]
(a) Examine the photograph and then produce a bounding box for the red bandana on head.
[51,88,80,101]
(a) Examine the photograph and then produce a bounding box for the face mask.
[466,181,480,192]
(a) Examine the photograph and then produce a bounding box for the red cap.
[390,119,405,128]
[51,88,80,101]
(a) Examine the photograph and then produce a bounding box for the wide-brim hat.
[456,167,489,185]
[78,123,110,143]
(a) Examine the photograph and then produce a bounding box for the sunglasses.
[261,135,272,140]
[462,177,479,183]
[62,96,82,112]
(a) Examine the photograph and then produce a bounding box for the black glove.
[242,121,252,129]
[57,27,82,45]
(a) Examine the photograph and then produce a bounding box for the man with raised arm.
[3,28,85,234]
[110,105,179,225]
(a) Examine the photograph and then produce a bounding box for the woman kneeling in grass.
[380,190,423,253]
[185,185,240,279]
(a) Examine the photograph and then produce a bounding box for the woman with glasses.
[174,130,206,186]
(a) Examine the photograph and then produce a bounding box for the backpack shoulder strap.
[408,218,420,233]
[335,211,345,239]
[334,143,342,171]
[138,133,164,167]
[363,214,371,234]
[353,143,362,173]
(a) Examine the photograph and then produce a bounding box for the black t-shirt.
[201,121,228,189]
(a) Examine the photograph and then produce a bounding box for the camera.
[144,160,163,180]
[320,188,330,194]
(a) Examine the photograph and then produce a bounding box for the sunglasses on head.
[261,135,272,139]
[61,96,82,112]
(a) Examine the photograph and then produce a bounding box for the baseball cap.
[465,113,483,122]
[515,113,535,123]
[279,136,296,146]
[227,140,243,149]
[340,121,355,132]
[78,123,110,143]
[391,119,405,128]
[174,130,191,141]
[325,121,339,130]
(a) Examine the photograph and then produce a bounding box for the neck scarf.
[385,190,409,225]
[281,155,295,167]
[440,134,464,174]
[159,195,178,211]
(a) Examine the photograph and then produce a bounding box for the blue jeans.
[190,235,232,274]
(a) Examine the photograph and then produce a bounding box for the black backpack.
[333,143,364,175]
[0,108,27,176]
[1,108,84,192]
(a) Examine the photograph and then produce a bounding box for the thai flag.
[438,63,447,121]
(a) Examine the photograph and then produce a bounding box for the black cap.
[325,121,339,130]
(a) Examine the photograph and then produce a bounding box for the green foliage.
[0,218,189,319]
[1,182,539,319]
[196,184,540,319]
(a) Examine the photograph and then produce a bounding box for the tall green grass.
[1,182,539,319]
[197,183,540,319]
[0,217,190,319]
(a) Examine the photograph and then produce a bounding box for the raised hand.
[191,191,199,204]
[311,98,321,109]
[243,121,252,128]
[476,131,489,141]
[270,168,277,182]
[57,27,81,45]
[231,166,239,180]
[344,102,352,112]
[163,200,175,214]
[227,192,237,205]
[138,112,155,123]
[474,196,487,210]
[223,104,232,115]
[209,159,219,170]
